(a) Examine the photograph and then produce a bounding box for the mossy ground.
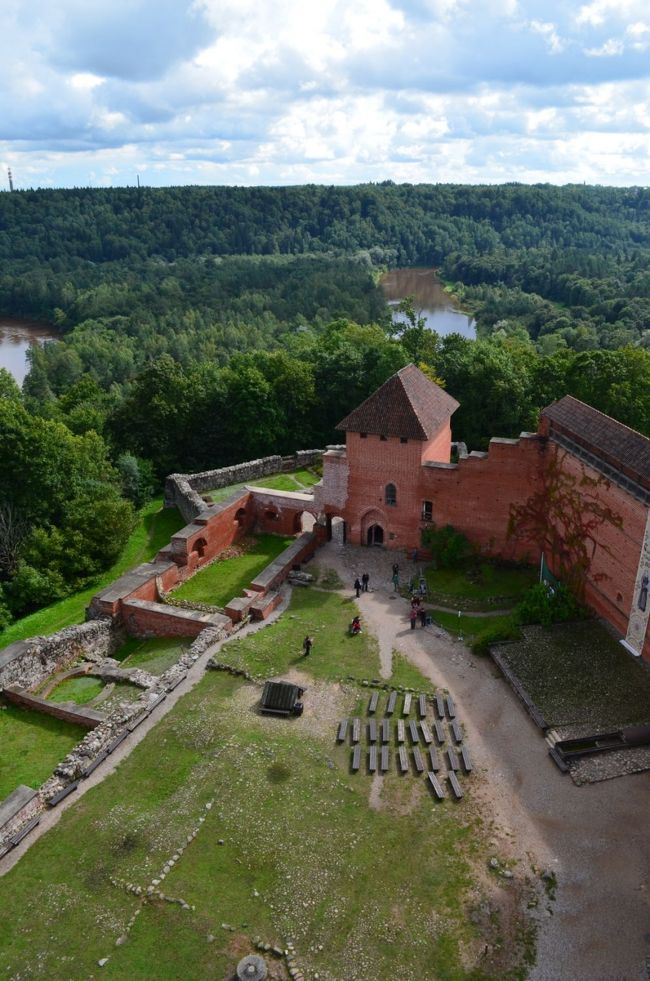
[424,561,536,612]
[172,534,294,609]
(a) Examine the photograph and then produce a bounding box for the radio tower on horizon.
[7,168,14,192]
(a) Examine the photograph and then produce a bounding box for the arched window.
[385,483,397,507]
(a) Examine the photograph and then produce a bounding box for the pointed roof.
[336,364,459,441]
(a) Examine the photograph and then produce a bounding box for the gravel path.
[320,541,650,981]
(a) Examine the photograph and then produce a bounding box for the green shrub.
[421,523,473,569]
[515,582,584,626]
[470,620,521,656]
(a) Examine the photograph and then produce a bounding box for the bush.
[515,582,583,626]
[421,523,473,569]
[470,620,521,656]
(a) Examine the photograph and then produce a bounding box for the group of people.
[409,593,428,629]
[353,572,370,597]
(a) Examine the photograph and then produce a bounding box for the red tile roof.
[336,364,459,440]
[542,396,650,490]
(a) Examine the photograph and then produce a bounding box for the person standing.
[354,577,362,598]
[302,635,313,657]
[361,572,369,592]
[419,607,427,628]
[409,606,417,630]
[392,570,399,591]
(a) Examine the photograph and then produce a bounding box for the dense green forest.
[2,181,650,631]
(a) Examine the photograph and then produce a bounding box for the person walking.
[302,635,313,657]
[392,570,399,591]
[409,606,417,630]
[361,572,369,592]
[354,577,362,598]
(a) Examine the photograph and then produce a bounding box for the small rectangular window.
[360,432,367,438]
[380,435,388,441]
[422,500,433,521]
[400,437,408,444]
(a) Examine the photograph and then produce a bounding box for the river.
[381,267,475,339]
[0,319,59,385]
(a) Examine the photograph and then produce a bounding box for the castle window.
[360,432,367,439]
[400,437,408,444]
[385,483,397,507]
[380,434,388,441]
[422,500,433,521]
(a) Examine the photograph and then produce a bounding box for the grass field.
[0,499,185,648]
[47,676,105,705]
[206,468,320,502]
[172,534,294,609]
[0,703,85,798]
[425,561,537,612]
[0,587,535,980]
[114,637,194,676]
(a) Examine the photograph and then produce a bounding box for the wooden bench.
[397,719,406,744]
[428,746,441,771]
[81,750,109,779]
[386,690,397,715]
[402,692,412,715]
[127,712,147,732]
[435,693,445,719]
[418,694,427,718]
[48,780,80,807]
[369,745,378,772]
[446,694,456,719]
[381,718,390,743]
[408,720,419,743]
[451,720,463,743]
[166,673,186,691]
[380,746,389,772]
[10,815,41,847]
[446,747,460,771]
[337,719,348,743]
[146,692,167,714]
[351,718,361,743]
[368,691,379,714]
[448,771,464,799]
[398,746,409,773]
[413,746,425,773]
[420,721,433,745]
[427,772,446,799]
[351,745,361,771]
[368,719,377,743]
[434,720,446,744]
[107,730,128,755]
[460,745,473,773]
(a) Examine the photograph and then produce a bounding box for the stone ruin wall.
[165,449,323,522]
[0,619,120,693]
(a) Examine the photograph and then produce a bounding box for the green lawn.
[205,468,320,502]
[0,498,185,648]
[425,561,537,612]
[47,676,105,705]
[172,534,294,609]
[0,703,85,798]
[497,621,650,729]
[114,637,193,676]
[0,586,536,979]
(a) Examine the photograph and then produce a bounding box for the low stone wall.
[3,687,105,729]
[121,599,232,638]
[165,449,323,522]
[0,786,40,855]
[249,532,318,594]
[0,619,119,692]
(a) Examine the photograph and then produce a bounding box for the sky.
[3,0,650,189]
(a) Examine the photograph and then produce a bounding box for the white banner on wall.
[624,509,650,657]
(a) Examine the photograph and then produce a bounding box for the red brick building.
[315,364,650,662]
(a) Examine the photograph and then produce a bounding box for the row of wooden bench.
[338,716,464,746]
[367,690,456,720]
[351,743,472,775]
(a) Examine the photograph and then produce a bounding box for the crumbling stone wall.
[165,450,323,522]
[0,619,120,692]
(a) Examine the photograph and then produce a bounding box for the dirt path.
[318,542,650,981]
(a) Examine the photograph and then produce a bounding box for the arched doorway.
[194,537,207,558]
[367,524,384,546]
[293,511,316,534]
